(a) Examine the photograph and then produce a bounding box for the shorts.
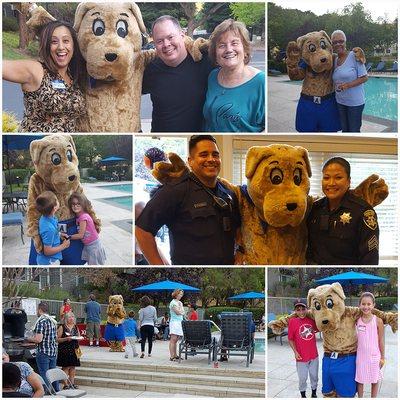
[82,239,106,265]
[104,322,125,341]
[86,322,100,339]
[322,354,356,397]
[169,320,183,336]
[296,95,341,132]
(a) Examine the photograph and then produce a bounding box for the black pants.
[140,325,154,354]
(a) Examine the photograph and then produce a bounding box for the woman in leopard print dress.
[3,21,87,132]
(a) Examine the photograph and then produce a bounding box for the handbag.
[75,346,82,359]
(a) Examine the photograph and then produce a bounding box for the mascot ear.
[320,30,332,46]
[331,282,346,300]
[294,146,312,177]
[307,288,317,308]
[245,146,274,179]
[74,2,97,32]
[65,135,76,154]
[30,138,45,166]
[296,33,309,50]
[129,2,147,34]
[108,295,113,303]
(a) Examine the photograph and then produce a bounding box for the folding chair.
[38,374,66,398]
[3,211,25,244]
[178,320,216,364]
[46,368,86,398]
[214,312,255,367]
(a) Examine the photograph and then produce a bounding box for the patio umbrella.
[228,291,265,300]
[2,135,44,193]
[132,279,200,292]
[315,271,388,285]
[99,156,127,164]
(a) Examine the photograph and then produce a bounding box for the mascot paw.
[286,41,301,67]
[152,153,189,184]
[26,5,56,35]
[185,36,208,62]
[352,47,366,64]
[267,321,285,335]
[351,174,388,207]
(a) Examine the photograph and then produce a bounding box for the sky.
[270,0,399,22]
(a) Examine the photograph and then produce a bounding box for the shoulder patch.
[363,209,378,230]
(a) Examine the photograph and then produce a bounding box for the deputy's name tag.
[194,202,207,209]
[357,325,366,332]
[51,79,67,90]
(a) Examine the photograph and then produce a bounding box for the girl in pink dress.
[355,292,385,398]
[68,193,106,265]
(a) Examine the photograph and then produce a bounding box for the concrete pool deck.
[267,327,398,398]
[2,181,133,265]
[268,75,397,133]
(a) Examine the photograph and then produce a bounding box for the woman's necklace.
[337,51,348,67]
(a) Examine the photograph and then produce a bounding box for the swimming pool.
[97,184,132,193]
[97,196,132,210]
[254,338,265,353]
[283,77,398,121]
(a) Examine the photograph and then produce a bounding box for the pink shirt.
[288,317,319,362]
[76,213,98,245]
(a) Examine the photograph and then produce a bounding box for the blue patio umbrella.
[132,279,200,292]
[316,271,388,285]
[3,135,44,192]
[99,156,127,164]
[228,291,265,300]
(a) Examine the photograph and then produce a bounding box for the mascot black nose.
[322,320,329,325]
[68,175,76,182]
[320,57,327,63]
[105,53,118,62]
[286,203,297,211]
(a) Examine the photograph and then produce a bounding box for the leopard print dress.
[19,66,86,132]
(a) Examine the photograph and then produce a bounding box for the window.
[232,137,398,261]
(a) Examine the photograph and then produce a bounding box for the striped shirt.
[33,317,58,356]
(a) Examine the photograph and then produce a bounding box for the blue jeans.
[163,326,170,340]
[337,103,365,132]
[36,352,59,392]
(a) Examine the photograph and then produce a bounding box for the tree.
[202,3,232,33]
[180,2,228,36]
[17,11,29,50]
[137,3,186,31]
[230,3,265,37]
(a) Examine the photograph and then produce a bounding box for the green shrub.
[268,59,286,73]
[3,17,19,32]
[376,297,397,311]
[4,169,33,185]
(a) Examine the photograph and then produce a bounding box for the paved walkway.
[267,327,397,398]
[267,75,396,133]
[2,182,132,265]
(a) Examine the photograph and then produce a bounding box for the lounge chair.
[267,312,288,345]
[385,61,397,73]
[3,211,25,244]
[214,312,255,367]
[178,320,216,364]
[365,62,372,72]
[372,61,385,72]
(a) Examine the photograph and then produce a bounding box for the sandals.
[169,357,176,361]
[140,353,145,358]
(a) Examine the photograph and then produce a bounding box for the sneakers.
[95,341,100,346]
[311,389,317,398]
[89,341,93,346]
[124,354,128,358]
[300,391,306,398]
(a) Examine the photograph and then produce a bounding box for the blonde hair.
[208,19,251,66]
[171,289,184,299]
[64,311,76,324]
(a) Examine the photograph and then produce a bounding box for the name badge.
[194,202,207,209]
[330,352,338,359]
[357,325,366,332]
[51,79,67,90]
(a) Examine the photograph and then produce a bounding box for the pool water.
[283,77,398,121]
[98,196,132,210]
[254,338,265,353]
[97,184,132,193]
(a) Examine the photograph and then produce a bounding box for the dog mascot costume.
[153,145,387,265]
[286,31,366,132]
[27,135,100,265]
[269,283,397,397]
[24,2,204,132]
[104,295,127,352]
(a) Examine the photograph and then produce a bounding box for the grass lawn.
[3,31,38,60]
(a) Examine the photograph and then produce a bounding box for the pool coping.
[96,195,132,211]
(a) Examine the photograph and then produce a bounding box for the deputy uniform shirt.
[307,191,379,265]
[136,172,240,265]
[142,54,213,132]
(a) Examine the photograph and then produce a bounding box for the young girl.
[355,292,385,398]
[68,192,106,265]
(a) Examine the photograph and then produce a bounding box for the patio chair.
[372,61,385,72]
[267,312,288,346]
[3,211,25,244]
[45,368,86,398]
[178,320,216,365]
[385,61,397,73]
[214,312,255,367]
[365,62,372,72]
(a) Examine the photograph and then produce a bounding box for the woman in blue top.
[203,19,265,133]
[332,30,368,132]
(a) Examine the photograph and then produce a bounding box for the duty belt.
[301,92,334,104]
[324,351,357,359]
